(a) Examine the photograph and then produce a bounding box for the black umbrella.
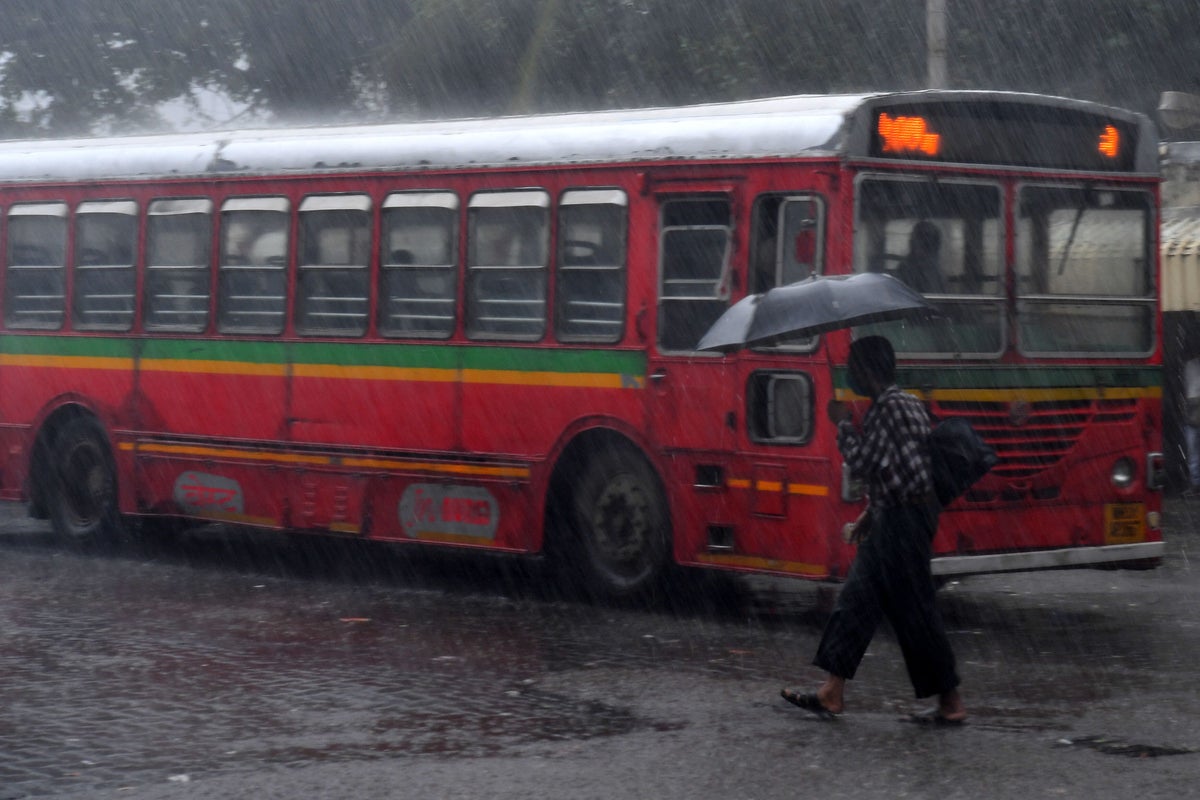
[696,272,937,352]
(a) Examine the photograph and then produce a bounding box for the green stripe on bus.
[0,334,134,359]
[141,338,288,364]
[1,334,647,376]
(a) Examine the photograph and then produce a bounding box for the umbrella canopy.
[696,272,937,352]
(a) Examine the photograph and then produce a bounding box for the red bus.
[0,91,1165,597]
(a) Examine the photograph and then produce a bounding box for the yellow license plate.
[1104,503,1145,545]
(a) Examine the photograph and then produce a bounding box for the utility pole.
[927,0,948,89]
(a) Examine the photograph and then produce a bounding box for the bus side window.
[73,200,137,332]
[466,190,549,341]
[379,192,458,339]
[747,371,814,444]
[555,189,627,343]
[4,203,68,330]
[218,197,290,335]
[297,194,371,337]
[658,197,731,352]
[144,198,213,333]
[751,194,824,294]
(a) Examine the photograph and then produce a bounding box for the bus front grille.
[933,398,1137,480]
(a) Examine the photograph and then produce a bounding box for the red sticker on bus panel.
[399,484,499,540]
[173,471,245,515]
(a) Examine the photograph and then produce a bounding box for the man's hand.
[827,399,852,425]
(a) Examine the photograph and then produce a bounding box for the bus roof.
[0,90,1158,183]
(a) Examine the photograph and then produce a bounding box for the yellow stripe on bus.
[787,483,829,497]
[340,456,529,478]
[726,478,828,497]
[189,510,279,526]
[292,364,456,382]
[695,553,827,576]
[462,368,640,389]
[0,354,132,370]
[407,531,497,546]
[126,441,529,479]
[138,359,632,389]
[140,358,287,377]
[135,442,331,465]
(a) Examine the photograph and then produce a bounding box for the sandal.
[780,688,840,719]
[904,708,966,726]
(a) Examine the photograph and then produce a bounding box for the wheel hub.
[591,474,650,566]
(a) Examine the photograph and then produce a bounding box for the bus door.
[731,194,835,574]
[646,193,738,452]
[645,193,738,559]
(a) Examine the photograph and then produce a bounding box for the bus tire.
[568,444,669,599]
[47,416,125,546]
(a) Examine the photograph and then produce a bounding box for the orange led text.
[1098,125,1120,158]
[877,113,942,156]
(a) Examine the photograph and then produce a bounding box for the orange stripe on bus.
[127,441,529,479]
[189,510,279,527]
[340,457,529,478]
[292,364,455,382]
[0,354,131,370]
[140,358,287,377]
[695,553,827,576]
[407,531,496,546]
[463,369,638,389]
[135,442,331,465]
[727,478,829,497]
[788,483,829,497]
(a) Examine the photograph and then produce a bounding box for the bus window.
[4,203,68,330]
[556,189,627,343]
[1016,185,1154,355]
[379,192,458,339]
[145,198,213,333]
[297,194,371,337]
[747,371,814,444]
[854,178,1003,357]
[218,197,289,335]
[658,197,731,352]
[73,200,137,331]
[467,190,550,341]
[751,195,824,294]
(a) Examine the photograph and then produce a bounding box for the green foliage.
[0,0,1198,137]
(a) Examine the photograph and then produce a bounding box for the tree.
[2,0,1199,137]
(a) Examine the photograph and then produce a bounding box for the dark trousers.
[813,503,959,699]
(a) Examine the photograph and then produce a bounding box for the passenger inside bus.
[897,220,947,294]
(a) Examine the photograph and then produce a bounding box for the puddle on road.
[1056,734,1195,758]
[260,688,685,765]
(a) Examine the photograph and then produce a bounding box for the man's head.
[848,335,896,398]
[909,220,941,258]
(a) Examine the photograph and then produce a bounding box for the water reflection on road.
[0,502,1198,798]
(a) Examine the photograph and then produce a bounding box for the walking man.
[781,335,966,724]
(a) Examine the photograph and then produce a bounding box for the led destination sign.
[868,101,1140,172]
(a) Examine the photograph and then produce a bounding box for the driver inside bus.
[897,220,947,294]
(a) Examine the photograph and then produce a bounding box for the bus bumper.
[931,541,1165,577]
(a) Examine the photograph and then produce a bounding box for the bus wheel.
[48,417,124,545]
[570,446,668,598]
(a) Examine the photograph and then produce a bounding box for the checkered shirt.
[837,384,934,509]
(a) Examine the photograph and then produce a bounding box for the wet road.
[1,501,1199,799]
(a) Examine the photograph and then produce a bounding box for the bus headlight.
[1111,457,1136,488]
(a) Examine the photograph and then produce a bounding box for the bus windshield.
[853,176,1004,356]
[1016,184,1154,356]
